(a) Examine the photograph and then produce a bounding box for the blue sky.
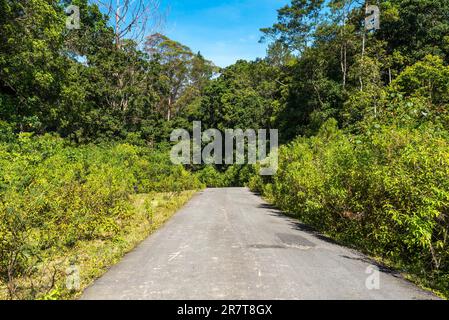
[160,0,289,67]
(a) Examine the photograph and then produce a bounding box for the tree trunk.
[167,96,172,121]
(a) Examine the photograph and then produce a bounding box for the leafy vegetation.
[242,0,449,298]
[0,132,201,299]
[249,120,449,296]
[2,0,449,299]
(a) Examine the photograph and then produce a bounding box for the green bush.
[195,164,255,188]
[251,119,449,296]
[0,133,202,299]
[196,165,227,187]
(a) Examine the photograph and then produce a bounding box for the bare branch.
[93,0,166,48]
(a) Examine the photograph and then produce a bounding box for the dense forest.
[1,0,449,299]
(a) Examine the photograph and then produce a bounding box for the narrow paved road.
[82,188,436,300]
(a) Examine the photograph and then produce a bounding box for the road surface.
[82,188,437,300]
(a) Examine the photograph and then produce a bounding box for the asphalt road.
[82,188,437,300]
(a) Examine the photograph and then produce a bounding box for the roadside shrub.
[196,165,255,188]
[0,133,202,299]
[252,119,449,295]
[196,165,227,187]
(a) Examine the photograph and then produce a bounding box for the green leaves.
[0,134,202,299]
[260,0,326,52]
[250,120,449,295]
[390,55,449,105]
[198,60,283,132]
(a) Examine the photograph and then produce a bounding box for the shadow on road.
[255,196,399,276]
[256,202,339,246]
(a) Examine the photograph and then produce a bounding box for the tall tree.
[0,0,67,132]
[260,0,326,53]
[95,0,164,48]
[145,33,216,121]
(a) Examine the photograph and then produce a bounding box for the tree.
[198,60,283,131]
[266,41,294,68]
[260,0,326,53]
[390,55,449,106]
[145,34,216,121]
[0,0,67,132]
[63,39,162,141]
[94,0,164,48]
[377,0,449,66]
[0,0,165,141]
